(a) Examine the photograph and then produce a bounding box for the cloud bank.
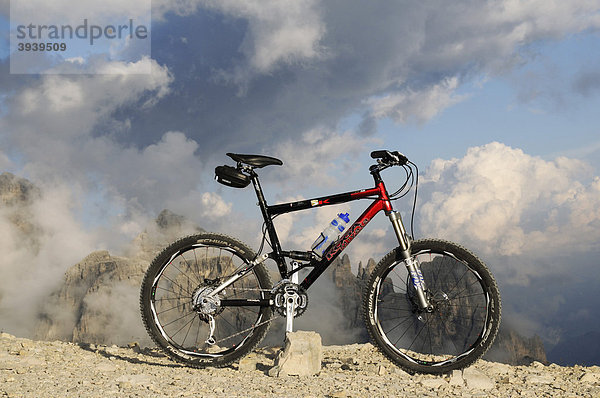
[1,1,600,347]
[416,142,600,341]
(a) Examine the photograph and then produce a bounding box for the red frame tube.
[300,182,394,288]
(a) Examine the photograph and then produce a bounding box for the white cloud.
[366,77,467,124]
[200,0,325,73]
[267,127,379,191]
[0,150,12,170]
[412,1,600,74]
[166,191,232,224]
[2,58,172,182]
[152,0,326,74]
[0,56,217,253]
[0,182,97,337]
[418,142,600,274]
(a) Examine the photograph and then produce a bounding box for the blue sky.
[1,1,600,362]
[378,32,600,168]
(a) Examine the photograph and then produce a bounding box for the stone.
[238,354,259,372]
[527,374,554,384]
[269,331,322,377]
[485,362,512,375]
[127,342,142,354]
[448,369,464,386]
[105,345,120,355]
[114,374,153,387]
[463,367,495,390]
[420,378,447,389]
[96,362,118,372]
[580,372,600,383]
[342,357,359,365]
[20,357,44,367]
[329,390,351,398]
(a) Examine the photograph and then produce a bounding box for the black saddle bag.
[215,165,251,188]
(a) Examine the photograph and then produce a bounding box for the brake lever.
[391,151,409,165]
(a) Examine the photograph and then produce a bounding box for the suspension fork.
[388,211,432,311]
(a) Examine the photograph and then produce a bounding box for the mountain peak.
[0,172,40,206]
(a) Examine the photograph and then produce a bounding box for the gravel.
[2,332,599,397]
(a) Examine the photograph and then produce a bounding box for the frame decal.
[325,218,370,261]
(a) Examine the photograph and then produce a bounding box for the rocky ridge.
[0,172,41,245]
[34,209,202,346]
[1,332,599,398]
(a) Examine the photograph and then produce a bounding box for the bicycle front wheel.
[363,239,501,374]
[140,233,273,368]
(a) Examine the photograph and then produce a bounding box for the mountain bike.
[140,150,501,374]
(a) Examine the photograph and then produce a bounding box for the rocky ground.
[2,333,599,397]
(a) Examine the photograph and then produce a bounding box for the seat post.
[249,171,288,277]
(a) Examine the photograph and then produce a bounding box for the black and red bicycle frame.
[248,164,412,291]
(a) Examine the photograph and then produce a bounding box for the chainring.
[271,282,308,318]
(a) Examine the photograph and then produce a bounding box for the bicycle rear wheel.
[363,239,501,374]
[140,233,273,367]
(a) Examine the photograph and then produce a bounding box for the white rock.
[329,389,351,398]
[95,362,117,372]
[463,367,495,390]
[420,378,447,389]
[20,357,45,367]
[527,374,554,384]
[449,369,464,386]
[104,346,120,355]
[580,372,600,383]
[238,354,259,372]
[269,331,322,377]
[393,366,411,377]
[115,373,153,386]
[485,362,512,375]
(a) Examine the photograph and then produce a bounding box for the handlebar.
[370,150,408,166]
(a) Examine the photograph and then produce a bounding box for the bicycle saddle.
[227,153,283,168]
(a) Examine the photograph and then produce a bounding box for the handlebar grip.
[370,150,389,159]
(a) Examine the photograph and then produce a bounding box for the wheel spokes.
[151,245,267,356]
[376,251,489,364]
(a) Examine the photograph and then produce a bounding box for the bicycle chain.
[212,315,278,345]
[223,285,308,318]
[208,286,273,345]
[210,284,308,345]
[223,287,309,319]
